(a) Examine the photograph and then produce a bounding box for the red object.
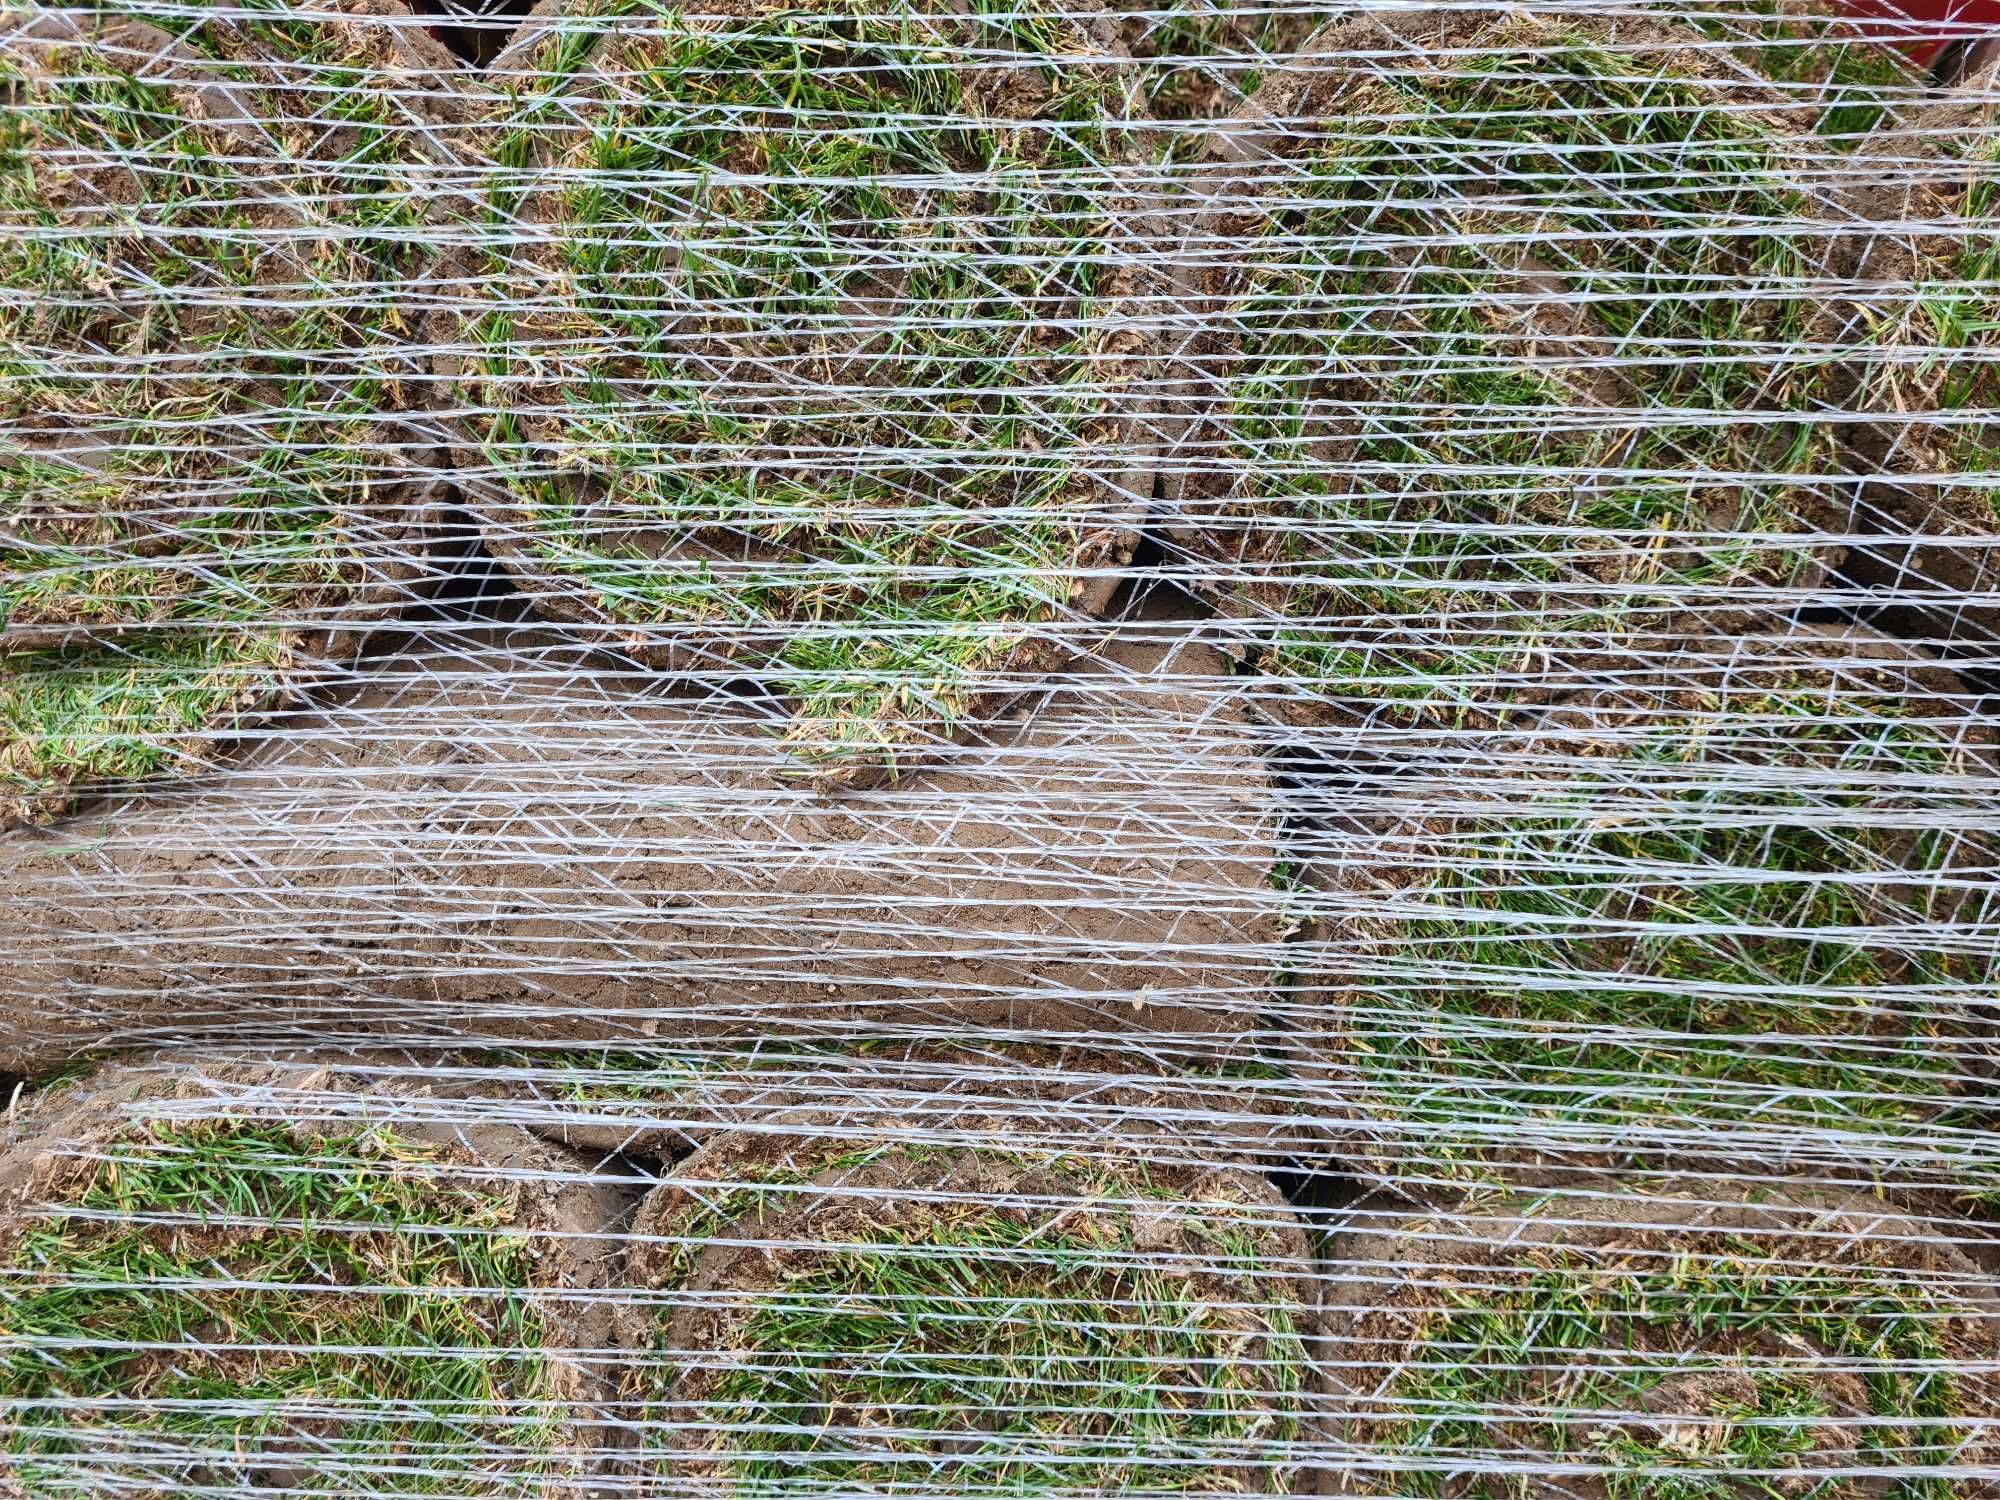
[1829,0,2000,72]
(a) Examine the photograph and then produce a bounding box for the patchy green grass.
[1685,0,1917,143]
[1353,1207,1991,1500]
[1688,0,1920,144]
[627,1137,1314,1492]
[1335,680,1999,1186]
[1110,0,1318,124]
[1196,25,1841,723]
[1841,108,2000,535]
[0,1119,570,1495]
[470,0,1141,777]
[0,7,438,817]
[0,631,294,822]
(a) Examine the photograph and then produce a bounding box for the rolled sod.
[1163,9,1861,731]
[443,0,1165,785]
[1300,626,1999,1193]
[1320,1183,2000,1498]
[0,628,1286,1071]
[0,1055,623,1494]
[614,1128,1323,1492]
[0,1,473,824]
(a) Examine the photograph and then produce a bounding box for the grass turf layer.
[0,2,458,821]
[1326,1188,2000,1500]
[617,1132,1317,1493]
[458,0,1155,783]
[0,631,297,820]
[1315,647,1999,1190]
[1174,13,1852,728]
[0,1111,573,1496]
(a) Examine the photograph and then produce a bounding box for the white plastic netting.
[0,0,1996,1493]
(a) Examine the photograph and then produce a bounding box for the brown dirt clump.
[611,1127,1323,1491]
[0,1053,626,1495]
[1320,1182,2000,1499]
[0,626,1286,1073]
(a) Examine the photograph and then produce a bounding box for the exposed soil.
[504,1037,1315,1172]
[407,0,538,65]
[1825,50,2000,646]
[0,625,1285,1072]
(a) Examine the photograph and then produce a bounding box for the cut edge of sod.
[466,1036,1313,1169]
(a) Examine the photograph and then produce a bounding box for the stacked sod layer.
[449,0,1163,785]
[1827,55,2000,641]
[0,628,1285,1071]
[1322,1185,2000,1498]
[615,1130,1322,1492]
[1166,10,1854,730]
[1305,626,2000,1193]
[0,2,471,825]
[0,1057,623,1494]
[494,1038,1312,1169]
